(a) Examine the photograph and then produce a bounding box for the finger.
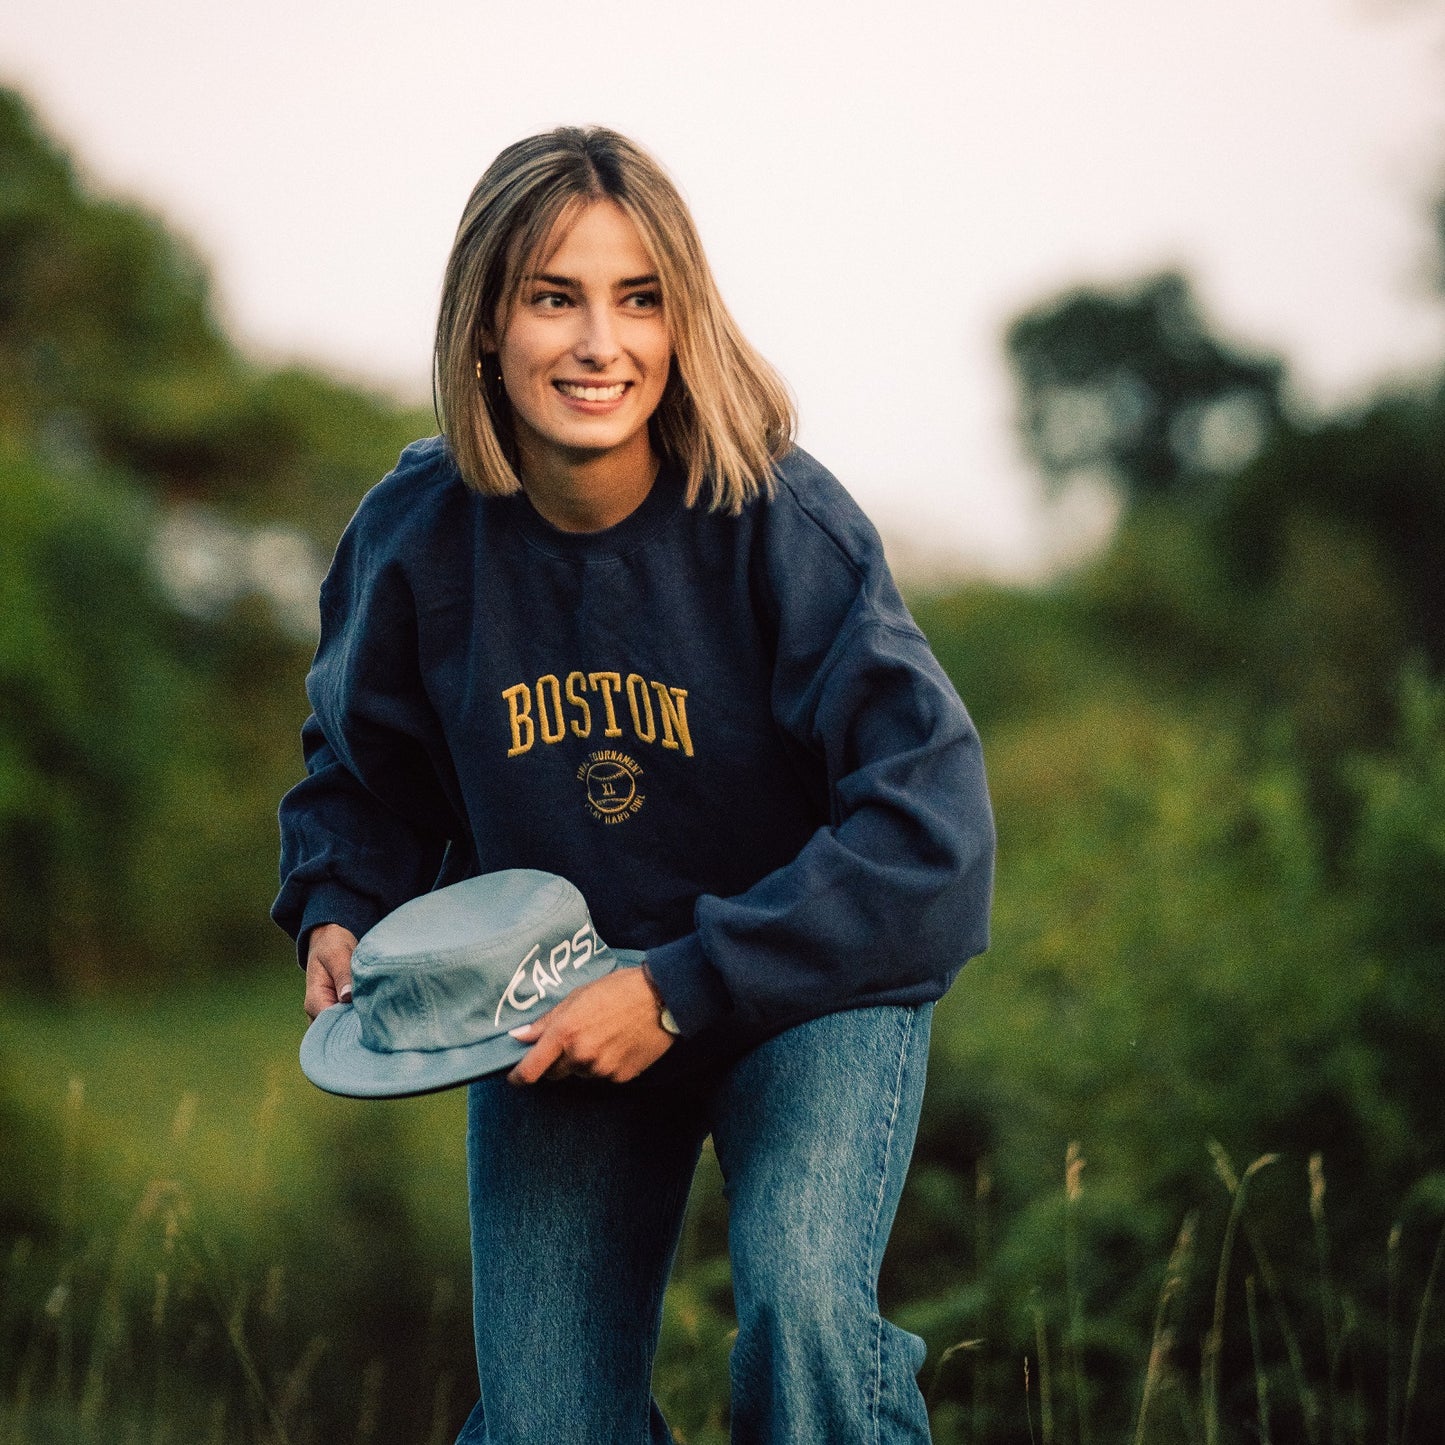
[308,926,356,1004]
[318,951,353,1004]
[508,1031,566,1086]
[303,970,338,1021]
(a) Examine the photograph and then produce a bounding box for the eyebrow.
[524,272,660,289]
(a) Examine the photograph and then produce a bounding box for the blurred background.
[2,3,1444,1441]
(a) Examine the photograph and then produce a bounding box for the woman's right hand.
[305,923,360,1020]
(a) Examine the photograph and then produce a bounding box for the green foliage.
[0,87,430,550]
[0,446,183,988]
[0,442,314,991]
[0,974,480,1444]
[4,71,1445,1445]
[1213,379,1445,674]
[0,85,435,990]
[892,658,1445,1439]
[1005,271,1284,501]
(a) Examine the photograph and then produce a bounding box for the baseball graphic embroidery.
[578,750,645,823]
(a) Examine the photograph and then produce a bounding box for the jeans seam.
[864,1006,915,1445]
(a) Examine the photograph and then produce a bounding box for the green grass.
[0,969,469,1253]
[3,977,1444,1444]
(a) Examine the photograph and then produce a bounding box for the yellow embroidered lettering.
[589,672,624,737]
[650,683,694,757]
[502,683,534,756]
[626,674,656,743]
[536,674,565,745]
[565,671,592,738]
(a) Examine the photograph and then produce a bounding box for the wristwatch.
[642,961,682,1036]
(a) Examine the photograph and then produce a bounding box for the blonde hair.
[434,127,795,513]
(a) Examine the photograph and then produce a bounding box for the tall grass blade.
[426,1370,457,1445]
[974,1155,992,1445]
[418,1274,457,1439]
[177,1227,296,1445]
[78,1178,182,1444]
[1030,1288,1055,1445]
[1239,1207,1321,1441]
[58,1077,85,1411]
[1024,1355,1037,1445]
[148,1200,183,1445]
[1063,1141,1091,1445]
[1246,1274,1273,1445]
[1309,1154,1343,1445]
[356,1357,385,1445]
[276,1332,327,1436]
[1134,1211,1197,1445]
[11,1262,67,1445]
[1203,1142,1278,1445]
[925,1337,984,1410]
[1401,1212,1445,1445]
[1387,1221,1402,1445]
[1339,1294,1366,1445]
[205,1396,227,1445]
[248,1070,284,1203]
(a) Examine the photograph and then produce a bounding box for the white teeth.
[556,382,626,401]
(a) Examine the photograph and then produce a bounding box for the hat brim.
[299,947,648,1098]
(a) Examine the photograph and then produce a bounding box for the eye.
[622,290,662,311]
[528,290,572,310]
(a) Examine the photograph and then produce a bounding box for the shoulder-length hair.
[434,127,795,514]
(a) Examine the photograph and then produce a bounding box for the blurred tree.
[0,85,431,552]
[0,445,307,992]
[1345,663,1445,1173]
[1213,378,1445,672]
[0,447,184,989]
[1005,270,1286,502]
[0,89,234,474]
[1005,243,1445,832]
[0,86,436,989]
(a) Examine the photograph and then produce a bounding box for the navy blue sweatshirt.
[273,437,994,1058]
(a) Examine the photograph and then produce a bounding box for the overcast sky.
[5,0,1445,575]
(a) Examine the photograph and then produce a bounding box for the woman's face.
[490,199,672,483]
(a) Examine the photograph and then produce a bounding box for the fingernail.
[340,986,353,1003]
[507,1025,530,1038]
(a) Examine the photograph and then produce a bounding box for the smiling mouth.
[554,381,628,402]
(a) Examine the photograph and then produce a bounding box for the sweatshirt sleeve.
[271,469,465,963]
[643,473,995,1036]
[272,718,452,964]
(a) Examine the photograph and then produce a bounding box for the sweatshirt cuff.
[294,885,386,970]
[641,932,734,1036]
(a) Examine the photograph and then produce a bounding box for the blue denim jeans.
[454,1003,933,1445]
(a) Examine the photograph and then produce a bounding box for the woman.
[274,126,994,1445]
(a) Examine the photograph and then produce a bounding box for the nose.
[573,303,620,368]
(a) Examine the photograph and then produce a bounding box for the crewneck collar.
[510,460,685,562]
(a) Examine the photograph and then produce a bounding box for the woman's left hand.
[506,967,676,1085]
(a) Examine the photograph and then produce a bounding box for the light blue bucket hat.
[300,869,645,1097]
